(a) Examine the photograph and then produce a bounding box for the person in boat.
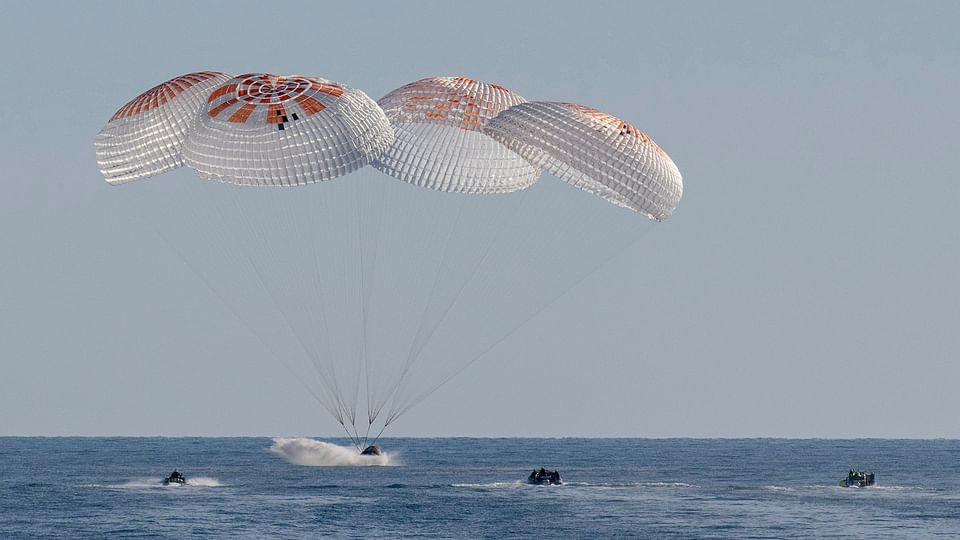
[528,467,561,484]
[163,469,186,485]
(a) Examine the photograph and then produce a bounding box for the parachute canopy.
[183,74,394,186]
[485,101,683,220]
[374,76,540,194]
[95,71,232,184]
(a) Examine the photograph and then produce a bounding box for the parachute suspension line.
[356,177,386,430]
[367,420,390,449]
[386,210,656,425]
[117,187,340,421]
[384,183,651,425]
[380,185,556,425]
[361,415,376,451]
[371,194,468,416]
[300,185,364,443]
[200,182,349,426]
[365,183,474,424]
[214,187,332,375]
[355,179,422,427]
[350,179,365,433]
[337,418,362,451]
[377,191,528,419]
[319,185,365,437]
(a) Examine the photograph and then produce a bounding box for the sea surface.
[1,438,958,538]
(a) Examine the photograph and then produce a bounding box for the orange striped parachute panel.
[202,74,343,126]
[373,76,541,194]
[182,73,393,186]
[95,71,233,184]
[484,102,683,220]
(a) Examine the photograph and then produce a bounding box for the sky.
[1,1,958,438]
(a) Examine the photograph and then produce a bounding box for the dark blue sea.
[2,438,958,538]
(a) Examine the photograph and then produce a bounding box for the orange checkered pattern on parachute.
[385,76,521,131]
[204,74,345,126]
[567,104,668,158]
[109,71,226,121]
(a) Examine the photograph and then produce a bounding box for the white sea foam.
[564,481,698,489]
[184,477,222,487]
[451,481,526,489]
[270,438,395,466]
[84,477,223,489]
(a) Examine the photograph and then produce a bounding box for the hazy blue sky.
[1,1,958,437]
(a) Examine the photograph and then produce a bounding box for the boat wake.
[179,477,222,487]
[452,481,696,489]
[83,477,223,489]
[451,481,527,489]
[270,438,395,467]
[563,481,698,489]
[763,484,924,493]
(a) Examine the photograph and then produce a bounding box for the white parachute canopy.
[374,76,540,194]
[184,73,394,186]
[95,71,232,184]
[485,101,683,220]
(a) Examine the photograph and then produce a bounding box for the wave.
[270,438,395,467]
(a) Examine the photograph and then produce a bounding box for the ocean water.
[1,438,958,538]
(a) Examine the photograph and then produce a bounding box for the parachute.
[183,74,393,186]
[484,101,683,220]
[95,71,232,184]
[97,72,683,449]
[374,76,539,193]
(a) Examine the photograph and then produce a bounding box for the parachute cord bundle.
[97,71,683,442]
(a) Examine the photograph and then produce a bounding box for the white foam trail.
[270,438,395,467]
[114,478,162,489]
[185,477,222,487]
[89,477,223,489]
[452,481,526,489]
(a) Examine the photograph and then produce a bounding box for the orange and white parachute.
[95,71,232,184]
[373,76,540,194]
[485,102,683,220]
[183,74,393,186]
[95,73,683,219]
